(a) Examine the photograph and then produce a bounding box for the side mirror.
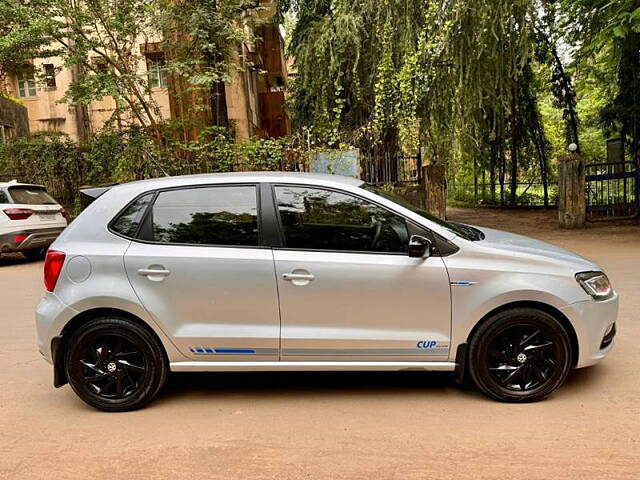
[408,235,432,258]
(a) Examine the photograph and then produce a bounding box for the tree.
[0,0,254,144]
[562,0,640,162]
[284,0,540,205]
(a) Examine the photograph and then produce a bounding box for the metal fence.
[361,154,420,184]
[585,161,639,220]
[447,182,559,207]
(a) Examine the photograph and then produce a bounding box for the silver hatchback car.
[36,172,618,411]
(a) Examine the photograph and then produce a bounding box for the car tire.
[22,248,46,261]
[468,308,572,402]
[64,317,168,412]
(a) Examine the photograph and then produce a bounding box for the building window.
[146,56,168,89]
[17,72,37,97]
[43,64,56,88]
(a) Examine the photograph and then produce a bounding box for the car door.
[271,184,452,361]
[123,184,280,361]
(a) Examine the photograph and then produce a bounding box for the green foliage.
[561,0,640,159]
[0,132,87,206]
[0,127,289,213]
[0,0,254,141]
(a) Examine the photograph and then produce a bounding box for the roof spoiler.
[80,184,118,200]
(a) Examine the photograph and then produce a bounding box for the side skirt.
[170,361,457,372]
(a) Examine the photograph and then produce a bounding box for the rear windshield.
[8,186,57,205]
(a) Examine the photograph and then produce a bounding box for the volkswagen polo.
[35,173,618,411]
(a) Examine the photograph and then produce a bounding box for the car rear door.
[270,184,452,361]
[123,183,280,362]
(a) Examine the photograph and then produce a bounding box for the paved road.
[1,209,638,479]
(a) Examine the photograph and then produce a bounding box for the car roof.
[115,171,365,191]
[0,180,46,189]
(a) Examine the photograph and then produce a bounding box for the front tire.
[468,308,572,402]
[64,317,168,412]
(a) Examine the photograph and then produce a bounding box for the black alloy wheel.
[65,317,168,411]
[468,308,572,402]
[77,335,147,399]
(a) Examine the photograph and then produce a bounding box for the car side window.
[150,185,259,246]
[0,190,8,204]
[274,186,409,253]
[111,193,154,238]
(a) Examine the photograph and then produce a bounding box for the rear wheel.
[64,317,168,412]
[22,248,46,261]
[468,308,572,402]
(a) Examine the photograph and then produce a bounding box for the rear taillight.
[14,234,28,244]
[60,208,70,221]
[44,250,66,292]
[3,208,33,220]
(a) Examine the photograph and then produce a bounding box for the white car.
[35,173,617,411]
[0,180,68,260]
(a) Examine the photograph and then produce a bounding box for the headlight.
[575,271,613,300]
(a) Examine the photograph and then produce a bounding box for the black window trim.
[108,183,268,250]
[268,182,449,257]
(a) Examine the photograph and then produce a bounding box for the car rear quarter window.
[0,190,9,204]
[111,193,154,238]
[150,185,259,246]
[274,186,409,253]
[8,186,57,205]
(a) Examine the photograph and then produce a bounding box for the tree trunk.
[510,85,519,206]
[422,165,446,219]
[490,140,497,203]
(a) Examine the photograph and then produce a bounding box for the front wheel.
[468,308,572,402]
[65,317,168,411]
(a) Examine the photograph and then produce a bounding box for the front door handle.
[282,270,315,286]
[282,273,315,281]
[138,267,171,281]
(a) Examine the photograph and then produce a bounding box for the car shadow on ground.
[156,363,607,405]
[157,370,479,405]
[0,255,32,267]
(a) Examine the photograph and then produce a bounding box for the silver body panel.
[274,249,451,361]
[36,172,618,373]
[124,243,280,361]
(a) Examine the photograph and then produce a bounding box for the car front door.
[271,185,452,361]
[123,184,280,361]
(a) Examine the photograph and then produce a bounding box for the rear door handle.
[138,267,171,281]
[282,272,315,282]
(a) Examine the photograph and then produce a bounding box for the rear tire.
[22,248,46,261]
[64,317,168,412]
[468,308,572,402]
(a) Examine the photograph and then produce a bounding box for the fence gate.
[585,161,640,221]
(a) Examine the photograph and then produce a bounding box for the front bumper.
[561,293,619,368]
[0,227,65,253]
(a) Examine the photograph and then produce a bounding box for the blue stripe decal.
[214,348,256,354]
[189,348,256,355]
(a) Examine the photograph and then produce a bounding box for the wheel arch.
[455,300,579,384]
[52,307,169,388]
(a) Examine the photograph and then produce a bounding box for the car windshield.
[362,184,479,241]
[8,186,58,205]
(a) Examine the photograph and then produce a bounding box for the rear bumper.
[36,292,79,363]
[0,227,65,253]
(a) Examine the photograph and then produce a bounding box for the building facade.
[1,2,289,142]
